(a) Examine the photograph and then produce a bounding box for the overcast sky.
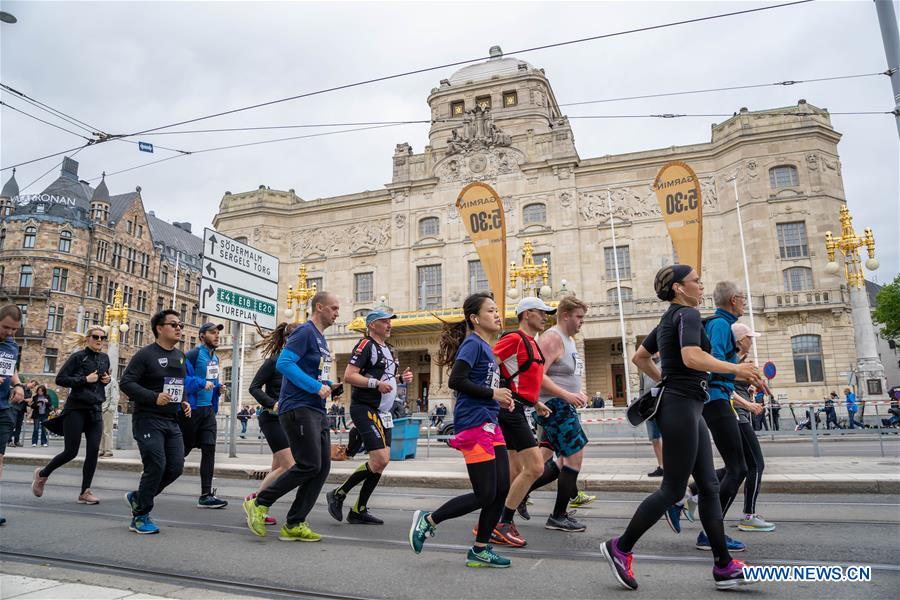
[1,0,897,281]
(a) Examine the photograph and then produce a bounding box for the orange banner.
[653,161,703,274]
[456,182,507,318]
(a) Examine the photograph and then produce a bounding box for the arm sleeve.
[675,308,703,349]
[119,350,157,406]
[640,327,659,355]
[448,359,494,400]
[249,358,277,409]
[55,352,85,388]
[276,348,323,395]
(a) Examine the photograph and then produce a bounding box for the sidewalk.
[4,443,898,494]
[1,574,169,600]
[0,573,264,600]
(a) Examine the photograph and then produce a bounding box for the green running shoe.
[243,498,269,537]
[278,521,322,542]
[569,490,596,507]
[409,510,435,554]
[466,544,511,568]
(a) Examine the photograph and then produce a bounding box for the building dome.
[448,46,534,86]
[91,172,110,204]
[1,168,18,199]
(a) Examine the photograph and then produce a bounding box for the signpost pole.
[229,320,240,458]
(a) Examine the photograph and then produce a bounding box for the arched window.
[0,228,6,250]
[607,287,633,302]
[783,267,813,291]
[523,203,547,225]
[58,230,72,253]
[792,335,824,382]
[23,226,36,248]
[419,217,440,238]
[769,165,799,188]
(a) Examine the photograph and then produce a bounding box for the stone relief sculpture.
[578,178,720,224]
[290,220,391,258]
[444,106,512,155]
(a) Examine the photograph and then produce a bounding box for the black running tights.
[40,409,102,494]
[703,404,748,518]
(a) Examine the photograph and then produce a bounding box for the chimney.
[61,157,79,179]
[173,222,192,233]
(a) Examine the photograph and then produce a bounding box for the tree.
[873,275,900,342]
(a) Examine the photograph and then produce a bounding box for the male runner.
[0,305,25,526]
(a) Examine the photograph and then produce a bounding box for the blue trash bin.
[389,417,423,461]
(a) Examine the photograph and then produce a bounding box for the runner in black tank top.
[600,265,760,591]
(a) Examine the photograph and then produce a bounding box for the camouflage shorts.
[534,397,588,457]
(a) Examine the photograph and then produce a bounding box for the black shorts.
[498,402,537,452]
[349,403,392,452]
[0,407,13,455]
[258,410,289,453]
[179,405,217,451]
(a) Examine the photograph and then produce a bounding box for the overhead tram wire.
[0,82,103,136]
[18,146,90,194]
[0,100,94,141]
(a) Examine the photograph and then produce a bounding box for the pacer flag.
[456,182,507,318]
[653,161,704,274]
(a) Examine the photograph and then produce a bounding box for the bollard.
[809,403,820,457]
[426,420,431,458]
[875,402,885,458]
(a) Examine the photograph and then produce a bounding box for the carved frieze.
[579,177,719,224]
[290,220,391,258]
[434,146,525,184]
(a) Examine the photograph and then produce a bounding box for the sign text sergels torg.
[653,161,704,274]
[202,228,278,283]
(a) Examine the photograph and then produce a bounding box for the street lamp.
[284,264,317,323]
[508,240,551,300]
[103,286,129,344]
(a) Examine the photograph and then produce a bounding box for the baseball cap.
[515,297,557,315]
[199,322,224,334]
[365,310,397,326]
[731,323,761,341]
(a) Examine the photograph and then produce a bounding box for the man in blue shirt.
[182,322,227,508]
[844,388,865,429]
[244,291,341,542]
[0,305,25,526]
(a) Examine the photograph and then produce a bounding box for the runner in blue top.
[409,292,515,569]
[0,305,25,527]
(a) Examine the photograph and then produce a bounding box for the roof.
[865,279,881,307]
[147,213,203,258]
[1,169,18,198]
[448,48,534,86]
[108,192,139,224]
[91,174,110,204]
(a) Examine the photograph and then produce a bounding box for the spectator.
[337,403,347,430]
[823,395,840,429]
[592,392,605,409]
[237,405,252,438]
[30,385,51,447]
[844,388,865,429]
[639,355,663,477]
[8,380,32,447]
[752,391,767,431]
[768,394,780,431]
[606,392,614,406]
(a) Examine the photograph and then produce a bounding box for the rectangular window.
[96,240,108,263]
[0,265,4,287]
[784,267,814,291]
[792,335,824,383]
[777,222,809,259]
[451,100,465,117]
[112,243,123,269]
[86,275,94,298]
[604,246,631,280]
[140,253,149,278]
[47,305,64,332]
[123,285,134,307]
[137,224,143,239]
[476,95,492,110]
[81,311,91,333]
[417,265,442,310]
[118,357,127,380]
[180,303,187,322]
[161,266,169,286]
[503,91,518,107]
[43,348,58,373]
[138,290,148,312]
[19,265,33,288]
[354,272,374,303]
[126,220,133,234]
[50,267,68,292]
[95,276,104,299]
[468,260,490,294]
[156,296,164,314]
[191,304,198,325]
[126,248,136,274]
[121,320,130,346]
[134,322,145,347]
[307,277,323,293]
[17,304,28,327]
[107,282,116,304]
[532,252,552,283]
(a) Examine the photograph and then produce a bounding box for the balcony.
[0,286,51,301]
[13,327,47,340]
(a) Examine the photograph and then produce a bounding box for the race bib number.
[0,351,15,377]
[380,412,394,429]
[206,363,219,381]
[573,353,585,377]
[163,377,184,403]
[482,422,496,434]
[318,357,332,382]
[489,369,500,390]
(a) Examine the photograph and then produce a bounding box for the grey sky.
[2,1,897,281]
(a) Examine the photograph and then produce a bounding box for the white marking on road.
[531,559,544,571]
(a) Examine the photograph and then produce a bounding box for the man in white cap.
[326,310,413,525]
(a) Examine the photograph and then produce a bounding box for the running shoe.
[600,537,637,590]
[470,525,510,545]
[265,515,277,526]
[696,531,746,552]
[569,490,596,507]
[243,498,269,537]
[409,510,435,554]
[31,467,47,497]
[0,515,5,526]
[545,513,586,532]
[198,490,228,509]
[129,514,159,534]
[347,509,384,525]
[664,505,682,534]
[326,489,345,522]
[647,466,664,477]
[278,522,322,542]
[714,559,751,589]
[516,496,531,520]
[124,490,139,513]
[466,544,511,568]
[493,521,526,547]
[77,489,100,505]
[683,495,698,523]
[738,514,776,532]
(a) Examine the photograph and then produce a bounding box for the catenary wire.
[0,100,93,140]
[0,83,103,135]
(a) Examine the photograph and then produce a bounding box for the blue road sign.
[138,142,154,153]
[763,361,777,380]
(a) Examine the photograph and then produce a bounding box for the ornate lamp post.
[103,286,129,382]
[508,240,552,300]
[284,264,317,324]
[824,205,886,400]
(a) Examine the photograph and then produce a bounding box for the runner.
[409,292,514,568]
[244,291,340,542]
[119,309,194,534]
[527,296,591,532]
[600,265,759,590]
[0,304,25,527]
[326,310,413,525]
[32,325,111,504]
[489,297,553,546]
[246,322,299,527]
[181,322,228,509]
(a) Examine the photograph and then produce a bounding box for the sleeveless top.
[540,326,582,400]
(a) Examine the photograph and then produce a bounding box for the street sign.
[138,142,154,153]
[763,361,777,380]
[200,228,279,329]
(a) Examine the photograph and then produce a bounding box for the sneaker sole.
[243,501,267,538]
[129,526,159,535]
[77,499,99,505]
[715,578,752,590]
[600,542,637,591]
[545,523,586,532]
[409,510,424,554]
[663,512,681,534]
[278,535,321,542]
[197,503,229,509]
[737,524,776,532]
[326,490,343,522]
[466,560,511,568]
[696,544,746,553]
[347,517,384,525]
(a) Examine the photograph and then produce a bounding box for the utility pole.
[874,0,900,139]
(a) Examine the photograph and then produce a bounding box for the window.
[607,287,633,302]
[451,100,465,117]
[156,296,164,314]
[184,274,191,293]
[223,366,233,385]
[126,248,136,274]
[0,265,3,287]
[118,357,126,380]
[189,336,196,349]
[503,91,518,107]
[777,221,809,259]
[123,285,134,307]
[769,165,799,188]
[354,272,374,303]
[191,304,198,325]
[47,305,64,332]
[137,224,143,239]
[112,243,123,269]
[126,219,133,234]
[476,95,491,110]
[96,240,109,262]
[867,379,883,396]
[81,311,91,333]
[137,290,148,312]
[106,281,116,304]
[50,267,68,292]
[43,348,58,373]
[121,320,130,346]
[95,276,104,299]
[19,265,33,288]
[468,260,489,294]
[180,303,187,322]
[419,217,440,238]
[23,226,36,248]
[58,230,72,253]
[161,265,169,285]
[134,321,145,347]
[0,228,5,249]
[17,304,28,327]
[604,246,632,279]
[307,277,323,292]
[792,335,824,383]
[417,265,442,310]
[784,267,814,291]
[140,253,149,278]
[532,252,552,283]
[523,203,547,225]
[87,276,94,298]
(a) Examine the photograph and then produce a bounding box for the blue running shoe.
[696,531,711,550]
[664,505,682,533]
[129,514,159,534]
[124,490,139,514]
[696,531,746,552]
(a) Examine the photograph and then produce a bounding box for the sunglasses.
[90,334,108,341]
[163,322,185,329]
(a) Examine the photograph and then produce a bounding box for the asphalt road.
[1,464,898,599]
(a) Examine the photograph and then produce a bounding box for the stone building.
[213,46,864,408]
[0,158,203,400]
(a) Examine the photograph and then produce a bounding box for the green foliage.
[873,275,900,341]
